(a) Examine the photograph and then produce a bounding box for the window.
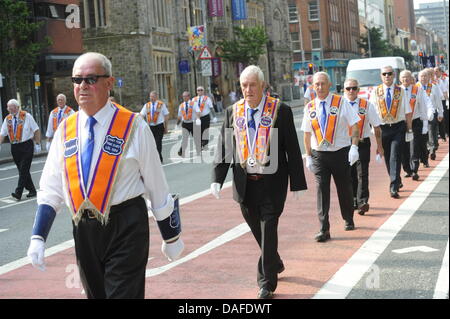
[80,0,106,28]
[34,3,68,20]
[311,30,321,49]
[308,0,319,21]
[153,0,171,29]
[288,4,299,22]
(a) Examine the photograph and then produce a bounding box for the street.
[0,105,448,302]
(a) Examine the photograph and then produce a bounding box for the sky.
[413,0,448,9]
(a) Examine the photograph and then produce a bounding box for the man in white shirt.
[140,91,169,162]
[0,99,41,200]
[45,93,75,151]
[343,78,383,216]
[370,66,413,199]
[400,70,431,181]
[434,67,448,140]
[302,72,361,242]
[26,52,184,299]
[177,91,200,157]
[193,86,217,149]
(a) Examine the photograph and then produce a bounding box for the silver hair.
[418,69,429,77]
[344,78,359,87]
[56,93,67,100]
[313,71,331,83]
[399,70,412,77]
[240,65,264,83]
[381,65,394,72]
[7,99,20,107]
[74,52,112,76]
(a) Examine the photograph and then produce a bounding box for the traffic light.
[440,55,445,64]
[308,63,314,75]
[418,51,423,57]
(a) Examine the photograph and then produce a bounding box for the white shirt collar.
[80,101,113,129]
[245,96,265,113]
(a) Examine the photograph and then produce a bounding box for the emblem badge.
[102,135,124,156]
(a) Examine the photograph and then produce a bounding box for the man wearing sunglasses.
[194,86,217,150]
[26,52,184,298]
[343,79,383,216]
[370,66,413,199]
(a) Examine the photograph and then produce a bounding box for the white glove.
[212,117,218,123]
[195,118,201,126]
[162,238,184,262]
[305,155,313,172]
[348,145,359,166]
[46,141,51,152]
[210,182,221,199]
[405,131,414,142]
[422,121,429,134]
[34,144,41,153]
[27,238,46,271]
[292,191,303,200]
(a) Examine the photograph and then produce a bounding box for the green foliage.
[217,25,269,65]
[358,27,391,57]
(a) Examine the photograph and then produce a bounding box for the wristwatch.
[407,129,413,133]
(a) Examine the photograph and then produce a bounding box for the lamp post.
[364,0,372,57]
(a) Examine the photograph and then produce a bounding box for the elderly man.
[400,70,431,181]
[26,52,184,299]
[193,86,217,149]
[434,67,449,140]
[370,66,413,199]
[0,99,41,200]
[343,78,383,216]
[177,91,200,157]
[211,65,307,299]
[45,93,75,151]
[140,91,169,162]
[302,72,361,242]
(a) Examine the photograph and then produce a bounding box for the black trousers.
[351,138,371,208]
[11,139,36,196]
[200,114,211,147]
[72,196,149,299]
[150,123,165,162]
[428,112,439,154]
[438,101,448,138]
[311,146,354,232]
[240,179,284,292]
[381,121,406,193]
[178,122,201,156]
[410,118,425,173]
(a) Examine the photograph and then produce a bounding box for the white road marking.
[0,159,46,171]
[0,169,43,182]
[0,229,8,233]
[392,246,439,254]
[433,240,449,299]
[313,153,449,299]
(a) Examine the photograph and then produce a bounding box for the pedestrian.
[343,78,383,216]
[303,75,316,105]
[177,91,200,157]
[433,67,448,141]
[140,91,169,163]
[212,84,223,113]
[0,99,41,200]
[422,69,444,161]
[45,93,75,151]
[400,70,431,181]
[26,52,184,299]
[211,65,307,299]
[369,66,414,199]
[193,86,217,149]
[302,72,361,242]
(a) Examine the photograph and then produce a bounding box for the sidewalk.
[0,98,304,165]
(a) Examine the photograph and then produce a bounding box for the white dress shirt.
[1,112,39,143]
[402,85,430,121]
[193,95,214,117]
[38,101,172,216]
[436,77,449,100]
[177,100,195,123]
[140,101,169,126]
[45,105,75,138]
[369,84,412,124]
[244,97,265,174]
[421,83,444,118]
[345,97,381,139]
[301,93,360,151]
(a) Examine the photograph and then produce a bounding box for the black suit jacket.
[212,101,307,214]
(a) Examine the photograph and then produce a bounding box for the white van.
[345,56,406,99]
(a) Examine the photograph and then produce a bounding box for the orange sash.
[308,85,317,100]
[63,103,137,225]
[146,101,163,124]
[408,83,420,115]
[376,85,402,122]
[308,95,342,147]
[348,99,368,138]
[421,83,432,97]
[180,101,194,121]
[193,96,208,113]
[6,111,26,143]
[233,96,279,167]
[52,106,73,131]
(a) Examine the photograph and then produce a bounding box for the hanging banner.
[231,0,247,20]
[187,25,206,51]
[179,60,190,74]
[208,0,224,17]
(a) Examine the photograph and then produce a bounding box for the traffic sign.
[198,46,213,60]
[201,60,212,76]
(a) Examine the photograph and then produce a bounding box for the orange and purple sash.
[308,95,342,147]
[6,111,26,143]
[376,85,402,121]
[52,106,73,131]
[146,101,163,124]
[348,98,368,138]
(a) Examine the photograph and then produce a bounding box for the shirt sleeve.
[343,100,361,127]
[367,101,382,127]
[46,112,54,138]
[403,90,412,115]
[27,113,40,133]
[0,118,8,137]
[162,103,169,116]
[140,104,147,117]
[300,107,312,132]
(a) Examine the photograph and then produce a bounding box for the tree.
[217,26,269,66]
[390,45,414,67]
[358,27,391,57]
[0,0,51,98]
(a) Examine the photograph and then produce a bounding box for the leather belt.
[247,174,264,181]
[81,196,143,219]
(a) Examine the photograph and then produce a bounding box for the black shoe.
[315,230,331,242]
[424,162,430,168]
[257,288,274,299]
[398,183,403,189]
[11,193,21,201]
[412,173,419,181]
[177,150,182,157]
[404,172,412,178]
[358,203,370,215]
[345,223,355,231]
[430,153,436,160]
[26,191,37,198]
[390,191,399,199]
[278,264,285,274]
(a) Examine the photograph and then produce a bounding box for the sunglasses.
[71,74,110,85]
[345,86,358,91]
[382,72,393,76]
